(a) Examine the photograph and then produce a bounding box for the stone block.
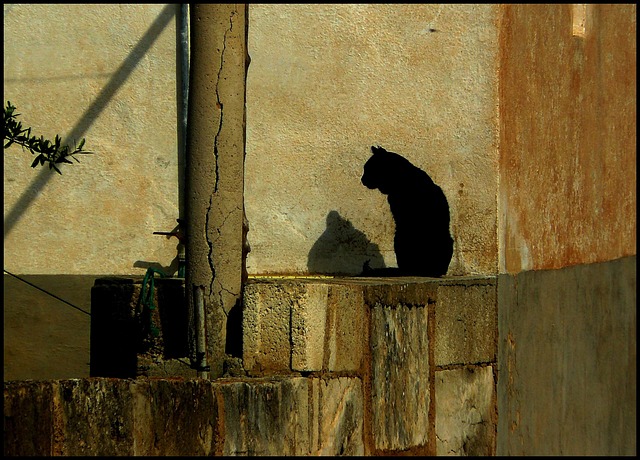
[131,379,216,455]
[244,281,367,374]
[435,280,497,366]
[325,284,366,372]
[291,283,329,371]
[364,280,438,308]
[55,379,135,456]
[370,304,430,451]
[3,380,55,456]
[243,282,296,374]
[217,377,310,455]
[435,366,496,456]
[312,377,365,455]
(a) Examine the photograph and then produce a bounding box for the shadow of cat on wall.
[307,210,386,275]
[361,145,453,277]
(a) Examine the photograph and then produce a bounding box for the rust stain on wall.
[499,4,636,273]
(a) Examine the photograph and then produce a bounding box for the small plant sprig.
[3,101,93,174]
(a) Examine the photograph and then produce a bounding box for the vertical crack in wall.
[212,10,236,194]
[206,194,216,296]
[207,10,236,303]
[211,206,243,313]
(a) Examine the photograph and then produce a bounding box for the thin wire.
[3,269,91,316]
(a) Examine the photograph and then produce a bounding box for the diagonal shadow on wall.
[307,210,386,275]
[3,4,178,239]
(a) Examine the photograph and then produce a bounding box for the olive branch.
[3,101,93,174]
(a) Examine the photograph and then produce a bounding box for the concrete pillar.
[185,4,248,378]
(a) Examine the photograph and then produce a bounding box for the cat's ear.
[371,145,385,154]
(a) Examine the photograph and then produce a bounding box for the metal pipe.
[193,285,209,379]
[177,4,189,224]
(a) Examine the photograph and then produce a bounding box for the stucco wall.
[498,4,636,273]
[3,4,181,275]
[245,4,500,276]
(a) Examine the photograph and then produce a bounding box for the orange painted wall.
[499,4,636,273]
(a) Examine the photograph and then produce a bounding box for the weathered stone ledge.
[4,376,364,456]
[6,275,497,456]
[244,276,497,375]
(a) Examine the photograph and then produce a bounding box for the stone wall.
[495,5,636,455]
[244,276,497,455]
[6,263,635,456]
[5,276,498,456]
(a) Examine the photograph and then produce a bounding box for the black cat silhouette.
[361,145,453,277]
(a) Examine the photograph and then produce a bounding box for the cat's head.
[361,145,405,194]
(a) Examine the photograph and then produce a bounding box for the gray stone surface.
[435,366,496,456]
[497,256,637,455]
[435,280,497,366]
[370,304,430,451]
[55,379,135,456]
[4,380,56,456]
[4,376,369,456]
